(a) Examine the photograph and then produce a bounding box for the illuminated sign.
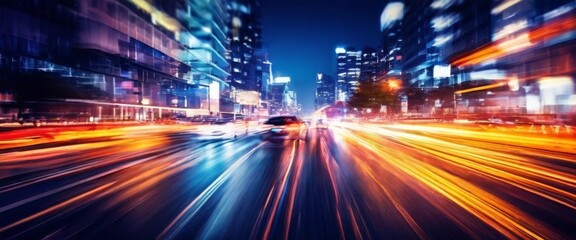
[235,91,259,105]
[209,82,220,100]
[274,77,291,84]
[433,65,451,79]
[470,69,506,80]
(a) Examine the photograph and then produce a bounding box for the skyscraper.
[398,0,576,119]
[402,0,435,89]
[228,0,264,92]
[380,2,404,84]
[228,0,269,116]
[269,77,289,115]
[315,73,335,109]
[176,0,234,113]
[359,46,379,83]
[0,0,233,121]
[335,47,361,101]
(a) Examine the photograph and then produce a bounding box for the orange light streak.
[453,15,576,67]
[0,182,115,232]
[330,122,571,239]
[262,140,297,240]
[454,82,506,94]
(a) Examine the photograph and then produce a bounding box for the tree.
[348,80,400,116]
[348,80,378,110]
[405,88,428,112]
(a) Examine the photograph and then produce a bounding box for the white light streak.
[433,34,453,47]
[493,19,528,41]
[380,2,405,31]
[431,14,461,32]
[492,0,522,15]
[431,0,459,10]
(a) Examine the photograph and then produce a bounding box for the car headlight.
[271,126,285,133]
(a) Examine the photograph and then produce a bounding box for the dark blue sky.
[261,0,387,114]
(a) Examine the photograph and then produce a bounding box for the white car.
[194,121,238,140]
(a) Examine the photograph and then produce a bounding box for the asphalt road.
[0,123,575,239]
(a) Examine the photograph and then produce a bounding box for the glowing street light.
[508,77,520,91]
[335,47,346,54]
[388,79,400,89]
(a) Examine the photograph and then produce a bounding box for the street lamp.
[388,79,400,89]
[386,78,402,116]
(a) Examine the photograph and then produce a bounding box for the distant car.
[17,112,89,126]
[316,119,329,129]
[261,116,307,141]
[17,113,45,127]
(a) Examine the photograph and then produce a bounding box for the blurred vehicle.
[17,112,91,126]
[194,119,238,140]
[15,113,42,127]
[261,115,307,141]
[316,118,329,129]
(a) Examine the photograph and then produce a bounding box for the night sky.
[261,0,387,114]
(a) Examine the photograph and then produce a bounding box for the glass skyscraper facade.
[335,47,361,102]
[315,73,335,109]
[0,0,233,122]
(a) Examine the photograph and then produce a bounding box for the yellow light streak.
[330,122,573,239]
[454,82,506,94]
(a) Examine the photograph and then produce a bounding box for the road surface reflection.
[0,123,574,239]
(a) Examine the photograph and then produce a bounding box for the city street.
[0,123,574,239]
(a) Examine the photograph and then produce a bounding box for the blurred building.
[451,0,576,120]
[359,46,379,83]
[286,90,298,113]
[399,0,492,114]
[335,47,361,101]
[228,0,269,117]
[268,82,287,115]
[259,56,272,102]
[268,76,299,115]
[391,0,576,122]
[315,73,335,109]
[402,0,435,89]
[380,2,404,83]
[376,2,408,116]
[0,0,233,121]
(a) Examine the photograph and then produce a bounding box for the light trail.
[158,141,267,240]
[342,130,547,238]
[0,122,574,238]
[1,124,257,237]
[0,182,116,232]
[330,122,573,239]
[336,127,429,239]
[262,140,297,240]
[319,137,347,239]
[0,155,158,214]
